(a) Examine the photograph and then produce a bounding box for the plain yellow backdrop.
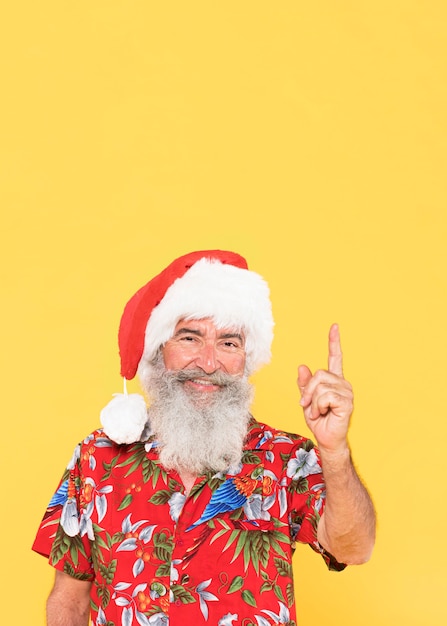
[1,2,446,624]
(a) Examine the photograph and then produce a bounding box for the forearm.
[47,593,90,626]
[46,572,91,626]
[317,446,376,565]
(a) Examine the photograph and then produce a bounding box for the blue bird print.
[48,480,69,507]
[187,473,262,530]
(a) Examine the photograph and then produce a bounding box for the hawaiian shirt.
[33,418,345,626]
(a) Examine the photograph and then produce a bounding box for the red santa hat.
[100,249,274,444]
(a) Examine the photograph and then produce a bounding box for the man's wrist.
[318,443,352,472]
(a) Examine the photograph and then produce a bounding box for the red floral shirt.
[33,419,344,626]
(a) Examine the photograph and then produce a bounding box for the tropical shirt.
[33,418,345,626]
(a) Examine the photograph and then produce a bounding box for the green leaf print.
[207,475,226,493]
[149,490,172,505]
[260,581,274,594]
[62,561,91,581]
[241,451,262,465]
[155,563,171,577]
[274,557,293,578]
[153,531,173,562]
[288,476,309,494]
[50,527,89,567]
[69,542,79,567]
[274,584,286,603]
[302,439,315,452]
[219,527,290,573]
[49,526,71,565]
[117,493,133,511]
[170,584,196,604]
[116,447,146,473]
[241,589,257,607]
[116,447,168,486]
[111,531,124,545]
[101,454,120,481]
[286,582,295,607]
[99,559,117,585]
[227,575,244,593]
[97,584,111,609]
[223,529,240,553]
[92,525,108,549]
[258,534,272,569]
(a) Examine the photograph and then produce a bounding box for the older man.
[33,250,375,626]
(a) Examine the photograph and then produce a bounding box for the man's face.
[161,318,246,395]
[142,318,251,474]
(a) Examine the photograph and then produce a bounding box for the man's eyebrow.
[172,328,244,343]
[173,327,203,337]
[218,332,244,343]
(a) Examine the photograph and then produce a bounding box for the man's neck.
[178,469,197,496]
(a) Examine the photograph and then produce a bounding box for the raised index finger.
[328,323,343,376]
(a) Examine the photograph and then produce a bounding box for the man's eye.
[224,341,239,348]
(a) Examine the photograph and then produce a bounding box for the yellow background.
[1,2,446,624]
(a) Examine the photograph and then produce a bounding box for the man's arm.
[316,447,376,564]
[298,324,376,565]
[47,571,92,626]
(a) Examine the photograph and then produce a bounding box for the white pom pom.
[100,392,148,444]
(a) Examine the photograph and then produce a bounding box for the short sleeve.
[286,441,346,572]
[32,444,94,581]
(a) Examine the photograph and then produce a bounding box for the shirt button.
[175,600,182,607]
[177,539,184,546]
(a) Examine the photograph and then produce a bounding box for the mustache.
[162,368,242,387]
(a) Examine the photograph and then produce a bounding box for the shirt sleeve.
[286,440,346,572]
[32,444,95,581]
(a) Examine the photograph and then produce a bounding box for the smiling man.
[141,319,252,484]
[33,250,376,626]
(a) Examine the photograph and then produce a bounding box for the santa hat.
[100,250,274,444]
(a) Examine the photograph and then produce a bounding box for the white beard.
[138,356,253,475]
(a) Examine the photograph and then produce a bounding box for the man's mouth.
[168,368,237,394]
[184,378,221,392]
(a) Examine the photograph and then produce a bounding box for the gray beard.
[139,358,253,475]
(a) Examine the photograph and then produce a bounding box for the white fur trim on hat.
[141,257,274,373]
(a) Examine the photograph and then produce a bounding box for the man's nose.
[194,343,219,373]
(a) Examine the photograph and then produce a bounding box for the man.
[33,250,375,626]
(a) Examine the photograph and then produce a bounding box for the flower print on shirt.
[286,446,320,480]
[33,419,345,626]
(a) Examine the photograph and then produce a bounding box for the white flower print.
[168,491,186,522]
[196,579,218,620]
[218,613,238,626]
[286,447,320,480]
[256,601,291,625]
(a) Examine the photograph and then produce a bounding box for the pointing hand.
[297,324,353,453]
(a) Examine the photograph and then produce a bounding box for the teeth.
[191,379,216,386]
